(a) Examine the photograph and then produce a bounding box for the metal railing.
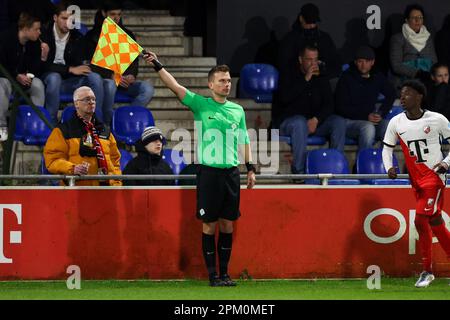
[0,174,411,186]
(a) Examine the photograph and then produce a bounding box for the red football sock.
[430,215,450,259]
[415,214,433,272]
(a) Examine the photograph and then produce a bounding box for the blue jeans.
[342,117,389,150]
[280,114,346,174]
[101,79,118,126]
[43,72,105,124]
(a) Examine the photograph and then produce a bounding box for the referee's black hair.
[401,79,427,101]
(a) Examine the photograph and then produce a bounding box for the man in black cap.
[277,3,340,80]
[334,45,396,150]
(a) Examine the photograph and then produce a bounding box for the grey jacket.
[389,32,437,79]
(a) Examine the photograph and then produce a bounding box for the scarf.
[79,115,109,175]
[402,23,430,52]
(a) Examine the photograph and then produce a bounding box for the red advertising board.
[0,187,449,280]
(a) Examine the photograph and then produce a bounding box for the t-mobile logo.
[0,204,22,264]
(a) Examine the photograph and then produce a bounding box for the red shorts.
[414,185,445,216]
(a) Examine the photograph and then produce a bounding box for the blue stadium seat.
[60,92,73,103]
[78,23,88,36]
[112,106,155,145]
[239,63,278,103]
[114,91,133,103]
[162,148,187,175]
[61,105,76,123]
[385,105,404,120]
[306,149,360,185]
[356,148,410,185]
[14,105,52,146]
[40,155,59,186]
[119,148,133,171]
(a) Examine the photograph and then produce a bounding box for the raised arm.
[143,51,187,101]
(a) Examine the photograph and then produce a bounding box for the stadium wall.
[0,187,449,280]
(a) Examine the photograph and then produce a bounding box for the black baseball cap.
[300,3,321,23]
[355,46,375,60]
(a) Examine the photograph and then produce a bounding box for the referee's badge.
[231,123,237,130]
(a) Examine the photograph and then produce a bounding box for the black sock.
[218,232,233,276]
[202,233,217,278]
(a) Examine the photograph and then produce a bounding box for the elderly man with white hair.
[43,86,122,186]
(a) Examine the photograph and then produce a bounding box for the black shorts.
[196,165,241,223]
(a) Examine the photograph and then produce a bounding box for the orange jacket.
[43,116,122,186]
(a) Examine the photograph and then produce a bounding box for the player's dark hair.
[208,65,230,82]
[402,80,427,101]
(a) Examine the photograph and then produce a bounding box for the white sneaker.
[0,127,8,142]
[415,271,435,288]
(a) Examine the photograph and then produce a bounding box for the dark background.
[217,0,450,75]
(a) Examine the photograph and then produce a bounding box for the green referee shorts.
[196,164,241,223]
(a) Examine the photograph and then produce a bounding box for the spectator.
[123,126,174,186]
[84,0,154,125]
[272,44,345,175]
[277,3,340,79]
[435,15,450,67]
[390,4,437,89]
[43,86,122,186]
[0,12,46,141]
[426,63,450,119]
[41,2,107,125]
[334,46,396,150]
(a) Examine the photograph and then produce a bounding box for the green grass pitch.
[0,278,449,300]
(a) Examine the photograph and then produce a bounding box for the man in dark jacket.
[426,63,450,119]
[277,3,340,79]
[334,46,396,150]
[84,0,154,125]
[123,126,174,186]
[40,2,108,125]
[273,45,345,174]
[0,12,45,141]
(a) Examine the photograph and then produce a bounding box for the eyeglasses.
[409,16,424,21]
[76,97,96,103]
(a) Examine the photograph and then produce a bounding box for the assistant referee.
[144,51,256,286]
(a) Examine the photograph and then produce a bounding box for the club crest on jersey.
[427,198,434,206]
[423,126,431,134]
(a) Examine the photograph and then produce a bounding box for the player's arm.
[143,51,187,101]
[382,118,398,179]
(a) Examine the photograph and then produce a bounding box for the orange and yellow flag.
[91,17,143,85]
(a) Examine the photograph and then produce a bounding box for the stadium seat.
[239,63,278,103]
[305,148,360,185]
[385,105,404,120]
[162,148,187,175]
[114,91,133,103]
[39,155,59,186]
[356,148,410,185]
[119,148,133,171]
[112,106,155,145]
[14,105,52,146]
[78,23,89,36]
[61,105,76,123]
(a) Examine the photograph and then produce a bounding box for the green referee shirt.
[181,89,250,168]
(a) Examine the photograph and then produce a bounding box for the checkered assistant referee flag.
[91,17,143,86]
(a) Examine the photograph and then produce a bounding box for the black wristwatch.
[246,162,256,173]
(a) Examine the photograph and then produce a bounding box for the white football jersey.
[383,110,450,186]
